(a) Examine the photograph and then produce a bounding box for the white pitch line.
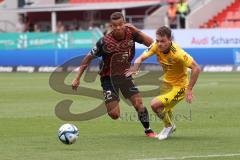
[133,153,240,160]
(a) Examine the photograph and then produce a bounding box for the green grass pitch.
[0,72,240,160]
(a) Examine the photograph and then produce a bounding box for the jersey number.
[103,90,112,101]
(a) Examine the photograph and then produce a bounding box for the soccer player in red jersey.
[72,12,157,137]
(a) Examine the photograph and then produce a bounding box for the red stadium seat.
[200,0,240,28]
[235,21,240,27]
[70,0,159,3]
[226,12,234,20]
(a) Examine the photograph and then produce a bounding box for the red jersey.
[90,27,144,77]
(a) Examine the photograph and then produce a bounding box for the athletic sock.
[138,107,150,129]
[144,128,154,134]
[157,110,173,127]
[168,110,174,123]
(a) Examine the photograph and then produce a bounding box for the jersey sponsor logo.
[161,63,172,72]
[120,40,134,50]
[103,40,134,54]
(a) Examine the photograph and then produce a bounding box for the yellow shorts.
[157,83,186,111]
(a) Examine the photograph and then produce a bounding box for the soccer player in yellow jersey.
[126,26,201,140]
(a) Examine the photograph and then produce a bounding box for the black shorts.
[100,76,139,104]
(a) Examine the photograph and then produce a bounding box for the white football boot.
[158,124,176,140]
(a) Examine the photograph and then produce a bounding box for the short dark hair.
[156,26,172,39]
[110,12,125,21]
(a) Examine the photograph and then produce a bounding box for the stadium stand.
[13,0,161,32]
[200,0,240,28]
[186,0,236,28]
[70,0,160,2]
[144,0,209,29]
[0,0,162,32]
[1,0,239,32]
[145,0,240,29]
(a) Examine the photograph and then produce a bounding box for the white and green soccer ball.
[58,123,79,145]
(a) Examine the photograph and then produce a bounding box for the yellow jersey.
[143,42,193,87]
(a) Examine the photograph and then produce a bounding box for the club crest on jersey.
[167,57,173,63]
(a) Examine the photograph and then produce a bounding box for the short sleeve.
[143,42,157,58]
[132,31,144,44]
[177,50,193,67]
[89,38,104,57]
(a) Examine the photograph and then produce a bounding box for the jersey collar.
[162,42,172,54]
[112,28,127,41]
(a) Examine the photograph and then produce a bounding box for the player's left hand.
[186,89,193,104]
[125,66,139,77]
[124,23,139,33]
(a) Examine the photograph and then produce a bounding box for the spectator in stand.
[88,20,94,30]
[34,24,41,32]
[73,18,81,30]
[102,23,110,35]
[16,14,25,32]
[213,20,219,28]
[78,24,83,31]
[24,16,34,32]
[68,24,75,31]
[167,1,177,29]
[200,23,208,28]
[177,0,190,28]
[56,21,65,33]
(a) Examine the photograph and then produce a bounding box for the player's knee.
[151,99,163,113]
[151,103,158,112]
[130,94,143,109]
[106,101,120,120]
[108,112,120,120]
[133,100,143,110]
[130,98,143,112]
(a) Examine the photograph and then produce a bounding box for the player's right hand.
[185,89,193,104]
[72,79,80,91]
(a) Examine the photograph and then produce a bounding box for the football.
[58,123,79,145]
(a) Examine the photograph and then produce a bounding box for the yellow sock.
[168,110,174,123]
[162,112,174,127]
[157,108,174,127]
